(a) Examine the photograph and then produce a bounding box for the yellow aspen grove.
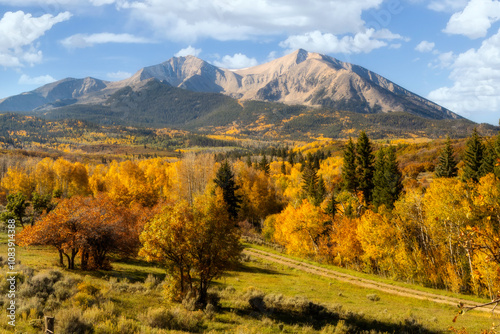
[273,199,329,257]
[1,166,35,197]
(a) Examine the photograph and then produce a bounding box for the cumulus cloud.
[279,29,406,55]
[443,0,500,39]
[18,74,56,85]
[175,45,202,57]
[118,0,383,42]
[415,40,435,52]
[107,71,132,80]
[61,33,151,49]
[428,28,500,124]
[213,53,258,69]
[0,11,71,67]
[428,0,468,12]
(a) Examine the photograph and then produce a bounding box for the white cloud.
[428,28,500,124]
[279,29,406,55]
[61,33,151,49]
[428,0,468,12]
[415,40,435,52]
[213,53,258,69]
[118,0,383,42]
[90,0,117,5]
[107,71,132,80]
[175,45,202,57]
[443,0,500,39]
[18,74,56,85]
[0,11,71,67]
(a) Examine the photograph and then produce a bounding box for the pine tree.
[324,194,338,221]
[301,166,326,206]
[384,146,403,208]
[246,154,252,167]
[435,136,458,178]
[372,149,388,210]
[356,131,375,203]
[302,165,318,200]
[480,142,495,177]
[341,137,357,192]
[372,147,402,211]
[213,161,241,220]
[462,128,485,183]
[259,155,270,175]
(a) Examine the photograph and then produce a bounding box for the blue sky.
[0,0,499,125]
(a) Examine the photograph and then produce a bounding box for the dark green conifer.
[259,155,270,175]
[435,136,458,178]
[355,131,375,203]
[341,137,357,193]
[480,142,495,177]
[213,161,241,220]
[462,128,485,183]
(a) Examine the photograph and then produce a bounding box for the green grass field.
[1,231,498,333]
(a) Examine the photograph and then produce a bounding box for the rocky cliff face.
[0,49,460,120]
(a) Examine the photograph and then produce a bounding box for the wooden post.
[45,316,54,334]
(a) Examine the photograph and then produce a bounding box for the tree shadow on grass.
[233,262,288,276]
[229,294,439,334]
[79,256,166,283]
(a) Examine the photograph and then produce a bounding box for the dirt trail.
[244,248,500,314]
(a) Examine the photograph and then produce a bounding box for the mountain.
[0,49,459,121]
[0,77,110,112]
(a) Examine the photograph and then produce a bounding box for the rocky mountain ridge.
[0,50,459,121]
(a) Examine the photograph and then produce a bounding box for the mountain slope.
[122,49,457,119]
[0,49,459,121]
[0,77,109,111]
[37,79,497,140]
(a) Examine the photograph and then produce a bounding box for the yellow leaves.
[273,199,328,257]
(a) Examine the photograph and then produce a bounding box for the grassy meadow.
[1,230,498,333]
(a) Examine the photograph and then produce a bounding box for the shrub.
[116,317,141,334]
[144,273,160,290]
[366,294,380,302]
[141,306,202,331]
[74,280,103,309]
[56,307,93,334]
[83,301,117,324]
[20,270,63,300]
[141,307,174,329]
[53,276,79,302]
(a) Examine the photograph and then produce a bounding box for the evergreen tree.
[341,137,357,193]
[245,154,252,167]
[259,155,270,175]
[324,194,338,221]
[384,146,403,208]
[480,142,496,177]
[3,192,28,226]
[301,166,326,206]
[281,161,287,175]
[213,161,241,220]
[355,131,375,203]
[462,128,485,183]
[316,175,326,205]
[435,136,458,178]
[372,147,403,211]
[287,151,295,166]
[372,149,388,210]
[302,165,318,200]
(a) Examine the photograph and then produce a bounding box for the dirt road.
[244,248,500,314]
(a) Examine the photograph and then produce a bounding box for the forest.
[1,125,500,332]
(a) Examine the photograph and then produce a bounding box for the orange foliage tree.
[19,195,141,270]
